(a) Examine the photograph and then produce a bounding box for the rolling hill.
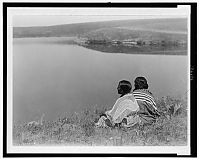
[82,27,187,41]
[13,18,187,38]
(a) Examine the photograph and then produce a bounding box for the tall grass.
[13,96,187,146]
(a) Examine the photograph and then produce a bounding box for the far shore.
[13,36,187,56]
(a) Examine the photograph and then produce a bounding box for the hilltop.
[13,18,187,38]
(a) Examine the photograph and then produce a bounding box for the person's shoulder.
[124,93,133,97]
[117,93,133,101]
[133,89,155,99]
[133,89,153,95]
[122,93,135,99]
[121,93,137,102]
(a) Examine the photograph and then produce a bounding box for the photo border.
[3,2,197,157]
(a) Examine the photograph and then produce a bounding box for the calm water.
[13,38,188,123]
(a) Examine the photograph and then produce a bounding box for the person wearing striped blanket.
[132,77,160,126]
[95,77,160,128]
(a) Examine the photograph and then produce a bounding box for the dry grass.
[13,96,187,146]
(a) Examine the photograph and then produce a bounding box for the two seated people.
[95,77,160,128]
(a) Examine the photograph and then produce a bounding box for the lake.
[13,38,188,123]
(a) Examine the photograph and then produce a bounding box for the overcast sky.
[13,15,187,27]
[11,6,189,27]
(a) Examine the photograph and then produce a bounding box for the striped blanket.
[133,89,160,124]
[133,89,157,110]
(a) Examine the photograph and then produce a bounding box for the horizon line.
[13,17,187,28]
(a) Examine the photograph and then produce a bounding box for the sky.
[10,6,189,27]
[13,15,176,27]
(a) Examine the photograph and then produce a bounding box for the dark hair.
[117,80,132,96]
[134,77,148,90]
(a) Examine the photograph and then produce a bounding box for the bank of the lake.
[13,95,187,146]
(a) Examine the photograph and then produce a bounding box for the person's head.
[117,80,132,96]
[134,77,148,90]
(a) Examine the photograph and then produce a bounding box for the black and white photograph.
[3,3,197,157]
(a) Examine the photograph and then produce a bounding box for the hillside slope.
[13,18,187,38]
[82,27,187,41]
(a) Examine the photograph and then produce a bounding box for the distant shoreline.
[13,18,187,56]
[13,37,187,56]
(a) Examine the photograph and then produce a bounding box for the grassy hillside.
[13,18,187,38]
[13,96,187,146]
[82,27,187,41]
